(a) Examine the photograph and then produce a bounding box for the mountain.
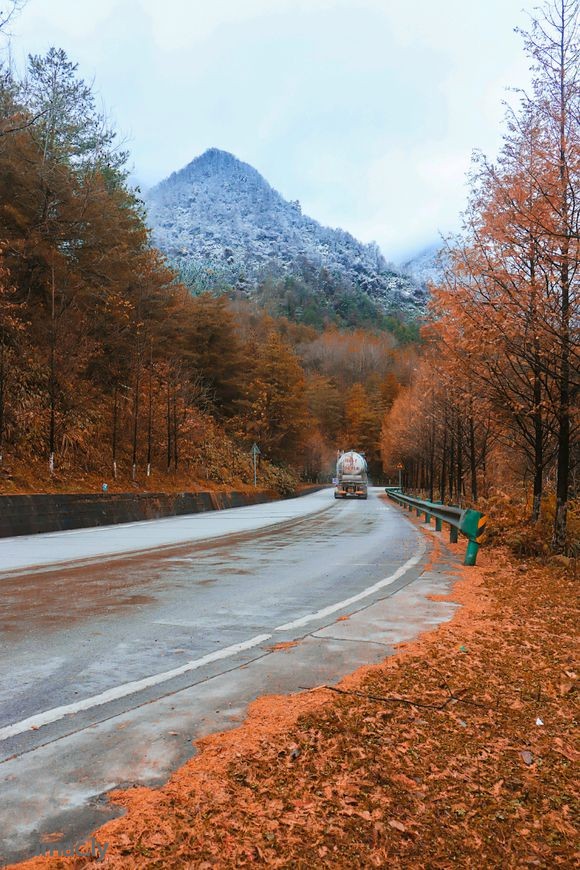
[145,149,426,312]
[400,243,446,292]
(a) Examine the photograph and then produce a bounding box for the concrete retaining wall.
[0,487,325,539]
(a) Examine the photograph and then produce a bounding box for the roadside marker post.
[251,442,261,487]
[396,463,403,491]
[434,501,443,532]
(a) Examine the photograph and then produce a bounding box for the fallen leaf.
[521,750,533,765]
[40,831,64,843]
[388,819,406,832]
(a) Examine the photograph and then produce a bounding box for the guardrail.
[384,487,487,566]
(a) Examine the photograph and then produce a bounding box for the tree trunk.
[457,417,463,503]
[469,409,477,502]
[429,414,435,503]
[553,254,570,549]
[131,357,140,482]
[166,379,172,472]
[0,336,4,467]
[440,426,447,503]
[112,381,118,480]
[449,431,455,503]
[531,368,543,523]
[552,1,572,551]
[172,389,178,472]
[146,345,153,478]
[48,265,56,475]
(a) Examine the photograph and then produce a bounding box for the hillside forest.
[0,46,417,497]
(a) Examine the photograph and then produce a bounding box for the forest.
[381,0,579,553]
[0,46,418,496]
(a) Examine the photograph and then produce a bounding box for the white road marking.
[273,539,426,632]
[0,633,272,742]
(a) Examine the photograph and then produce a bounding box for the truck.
[334,450,368,499]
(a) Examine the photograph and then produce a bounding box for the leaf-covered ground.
[11,535,578,869]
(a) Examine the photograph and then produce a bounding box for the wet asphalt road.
[0,488,459,864]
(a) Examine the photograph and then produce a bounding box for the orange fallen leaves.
[267,641,299,652]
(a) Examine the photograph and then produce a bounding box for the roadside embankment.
[0,485,325,539]
[7,518,577,868]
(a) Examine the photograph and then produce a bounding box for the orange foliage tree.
[382,0,578,550]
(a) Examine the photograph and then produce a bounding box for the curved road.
[0,488,458,864]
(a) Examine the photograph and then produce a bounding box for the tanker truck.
[334,450,368,499]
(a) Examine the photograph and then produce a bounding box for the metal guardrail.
[384,487,488,566]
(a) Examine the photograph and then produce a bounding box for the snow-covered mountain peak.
[146,149,427,311]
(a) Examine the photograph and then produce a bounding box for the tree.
[518,0,579,547]
[422,0,578,547]
[343,383,382,473]
[305,375,343,442]
[240,333,312,463]
[24,47,127,182]
[0,251,22,465]
[180,293,246,415]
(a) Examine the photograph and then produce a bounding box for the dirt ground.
[7,521,578,869]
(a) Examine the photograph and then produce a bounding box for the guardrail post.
[434,501,443,531]
[424,510,431,523]
[459,509,487,567]
[450,525,458,543]
[464,539,479,566]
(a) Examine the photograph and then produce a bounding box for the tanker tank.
[334,450,368,499]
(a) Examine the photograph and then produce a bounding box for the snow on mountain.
[145,148,426,311]
[400,243,446,292]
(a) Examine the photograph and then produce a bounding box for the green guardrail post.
[460,509,488,566]
[416,507,421,516]
[434,500,443,531]
[464,539,479,566]
[424,510,431,523]
[450,525,458,543]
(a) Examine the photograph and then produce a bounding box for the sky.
[8,0,534,262]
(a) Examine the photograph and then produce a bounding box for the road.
[0,487,459,864]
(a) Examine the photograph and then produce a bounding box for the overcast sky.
[9,0,534,261]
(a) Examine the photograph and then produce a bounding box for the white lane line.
[273,539,426,632]
[0,633,272,742]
